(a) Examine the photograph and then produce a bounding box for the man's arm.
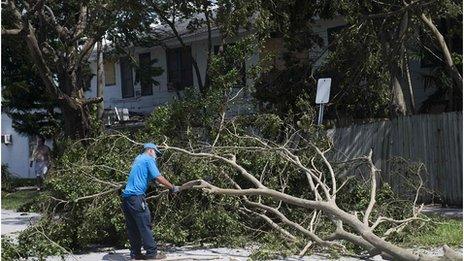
[147,158,179,192]
[155,176,175,190]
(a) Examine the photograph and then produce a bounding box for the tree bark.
[390,64,408,116]
[420,13,463,90]
[96,41,105,121]
[4,0,100,139]
[379,13,413,116]
[404,52,416,113]
[203,5,213,91]
[57,96,92,139]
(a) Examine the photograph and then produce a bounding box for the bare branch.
[32,223,79,261]
[1,27,22,35]
[299,242,313,257]
[420,13,463,88]
[161,144,266,189]
[241,207,297,242]
[73,4,88,39]
[311,145,337,199]
[43,4,70,41]
[364,150,378,226]
[364,0,438,19]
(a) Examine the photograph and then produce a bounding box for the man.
[122,143,179,260]
[29,136,51,191]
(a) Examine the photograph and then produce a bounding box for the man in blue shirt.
[122,143,179,260]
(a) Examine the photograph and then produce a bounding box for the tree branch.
[364,150,378,225]
[420,13,463,88]
[1,27,22,35]
[161,143,266,189]
[83,97,104,106]
[241,207,297,242]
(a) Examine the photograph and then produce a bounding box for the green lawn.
[402,218,463,248]
[1,190,39,211]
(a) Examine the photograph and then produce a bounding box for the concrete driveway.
[1,209,41,241]
[1,208,461,261]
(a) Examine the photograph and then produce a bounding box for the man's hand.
[170,185,180,194]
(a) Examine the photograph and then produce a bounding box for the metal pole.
[317,104,324,125]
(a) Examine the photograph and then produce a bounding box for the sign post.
[315,78,331,125]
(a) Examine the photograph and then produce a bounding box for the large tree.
[2,28,61,138]
[319,0,462,117]
[253,0,462,120]
[1,0,153,138]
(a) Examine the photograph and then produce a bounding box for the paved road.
[1,209,41,242]
[1,208,461,260]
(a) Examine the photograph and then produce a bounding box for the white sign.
[315,78,332,104]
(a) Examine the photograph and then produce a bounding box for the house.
[86,15,446,117]
[85,18,259,116]
[1,14,451,178]
[1,113,53,179]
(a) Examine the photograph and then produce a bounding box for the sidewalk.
[1,207,461,260]
[1,209,41,235]
[1,209,41,243]
[422,204,463,219]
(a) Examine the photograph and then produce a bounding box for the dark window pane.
[120,56,134,98]
[139,52,153,96]
[166,47,193,91]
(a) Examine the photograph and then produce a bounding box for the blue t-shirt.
[122,154,161,197]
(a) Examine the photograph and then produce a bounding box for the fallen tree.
[155,136,462,261]
[31,128,462,261]
[10,102,462,260]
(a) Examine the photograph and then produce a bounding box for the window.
[104,61,116,86]
[166,47,193,91]
[120,56,134,98]
[139,53,153,96]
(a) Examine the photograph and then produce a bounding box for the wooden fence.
[327,111,462,206]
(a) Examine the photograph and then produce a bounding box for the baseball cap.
[142,143,162,156]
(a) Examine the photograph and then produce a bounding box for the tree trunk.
[203,6,213,91]
[380,32,408,116]
[380,13,412,117]
[58,96,92,139]
[420,13,463,90]
[389,65,408,116]
[58,68,93,139]
[403,52,416,113]
[96,41,105,122]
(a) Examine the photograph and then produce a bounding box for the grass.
[1,190,39,211]
[401,217,463,248]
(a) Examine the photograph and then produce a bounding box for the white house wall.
[1,113,54,179]
[87,46,178,114]
[1,113,31,178]
[87,16,436,114]
[87,32,259,115]
[311,16,347,68]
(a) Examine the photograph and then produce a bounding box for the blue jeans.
[122,195,157,258]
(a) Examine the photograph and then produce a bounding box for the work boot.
[130,254,145,260]
[144,252,167,260]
